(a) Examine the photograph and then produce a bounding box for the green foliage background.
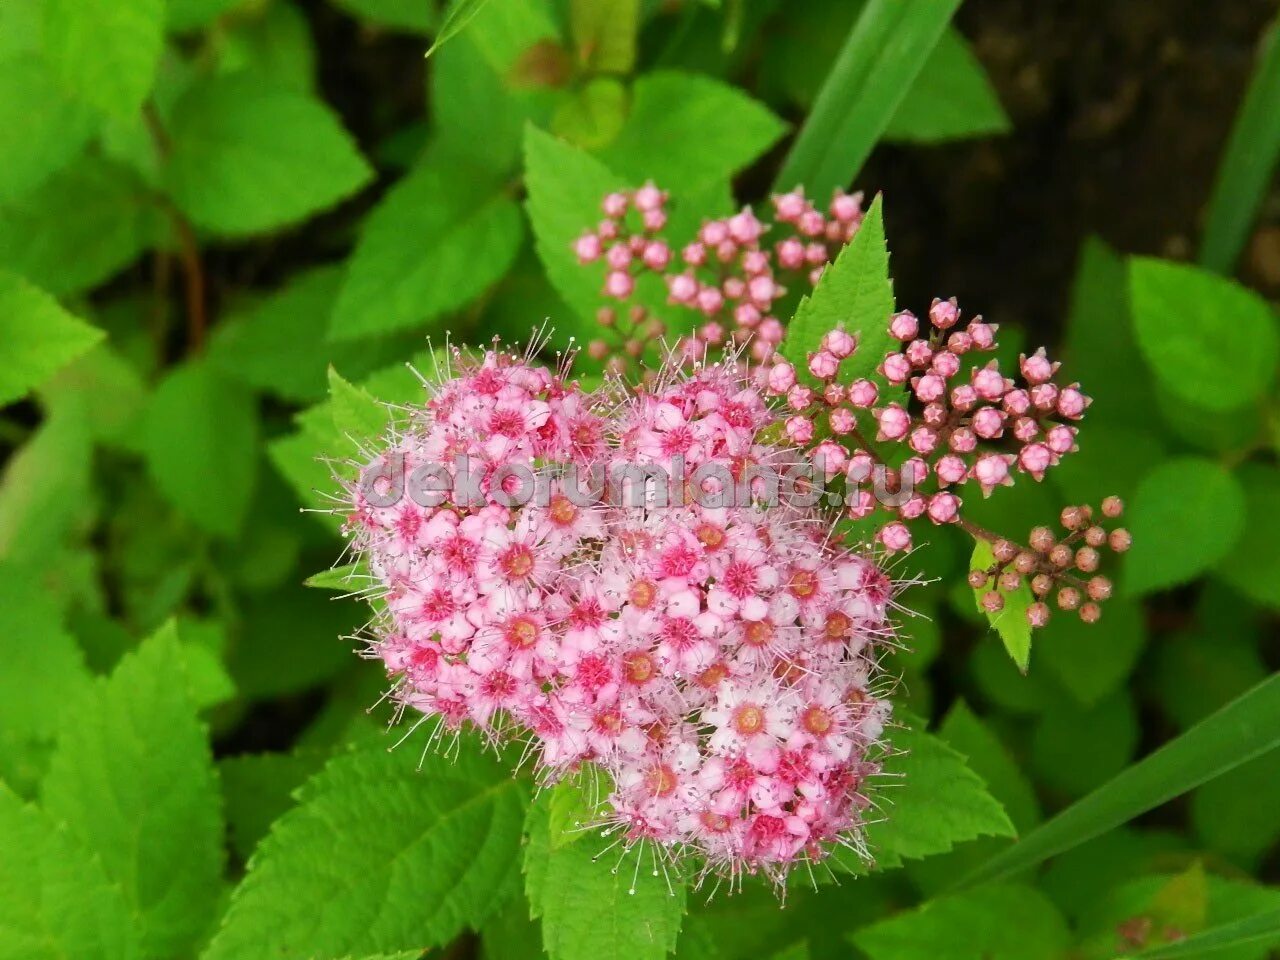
[1,1,1279,959]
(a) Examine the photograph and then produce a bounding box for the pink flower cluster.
[574,184,865,368]
[766,300,1091,554]
[342,349,894,885]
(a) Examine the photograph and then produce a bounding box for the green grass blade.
[424,0,491,58]
[773,0,963,196]
[956,671,1280,888]
[1125,907,1280,959]
[1200,17,1280,273]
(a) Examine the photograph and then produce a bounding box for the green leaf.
[1128,257,1279,413]
[328,366,393,442]
[219,750,326,861]
[1214,464,1280,608]
[940,701,1041,832]
[0,404,94,564]
[0,784,140,960]
[883,29,1010,143]
[41,624,223,960]
[214,0,316,93]
[42,0,163,118]
[546,766,610,849]
[1124,457,1245,596]
[1190,750,1280,867]
[333,0,434,32]
[0,55,98,203]
[863,717,1015,868]
[142,360,259,538]
[167,0,244,32]
[552,77,628,150]
[780,194,893,380]
[0,156,157,297]
[165,76,372,236]
[957,671,1280,889]
[854,884,1069,960]
[969,538,1034,672]
[1128,906,1280,959]
[1037,598,1147,707]
[774,0,963,196]
[426,0,493,57]
[1200,17,1280,274]
[1031,691,1139,798]
[0,270,103,408]
[329,158,523,340]
[598,71,786,194]
[525,802,687,960]
[304,561,368,590]
[570,0,638,74]
[203,738,529,960]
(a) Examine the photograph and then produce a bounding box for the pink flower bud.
[808,350,840,380]
[847,452,875,483]
[607,243,632,269]
[950,384,978,411]
[574,233,602,263]
[947,331,973,355]
[972,453,1013,495]
[823,382,846,405]
[716,240,738,262]
[972,407,1005,439]
[969,321,996,350]
[757,318,783,343]
[766,361,797,394]
[642,241,671,270]
[830,190,862,223]
[880,353,911,385]
[634,182,665,212]
[728,209,763,243]
[931,351,961,379]
[905,339,933,368]
[668,273,697,303]
[927,492,961,524]
[786,384,814,411]
[878,522,912,553]
[1030,383,1059,411]
[734,302,761,328]
[913,373,946,403]
[822,328,857,359]
[813,439,847,478]
[785,415,814,444]
[597,218,619,240]
[903,457,929,485]
[829,407,855,434]
[923,402,947,426]
[748,275,779,307]
[701,321,726,344]
[909,426,938,455]
[1020,348,1057,385]
[642,209,667,232]
[799,210,825,236]
[776,238,805,269]
[929,297,960,329]
[742,250,769,275]
[889,310,919,341]
[1012,417,1039,443]
[683,242,707,266]
[973,365,1008,401]
[847,490,875,519]
[604,270,634,299]
[602,192,628,218]
[848,379,879,407]
[876,404,911,441]
[696,286,725,315]
[936,454,968,485]
[1046,424,1076,454]
[899,494,927,519]
[773,190,806,222]
[701,220,728,246]
[1003,389,1030,415]
[949,427,977,453]
[1018,442,1053,480]
[587,339,609,360]
[1057,386,1089,419]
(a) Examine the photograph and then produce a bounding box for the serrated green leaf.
[329,158,523,340]
[0,156,157,297]
[41,624,223,960]
[142,360,259,538]
[203,738,530,960]
[853,884,1070,960]
[0,54,98,203]
[328,366,392,441]
[1124,458,1245,596]
[0,783,140,960]
[0,271,103,409]
[781,194,893,381]
[598,71,786,193]
[1129,257,1279,413]
[525,801,687,960]
[165,75,372,236]
[42,0,163,119]
[969,538,1034,672]
[940,701,1041,832]
[883,29,1010,143]
[570,0,638,74]
[775,0,962,195]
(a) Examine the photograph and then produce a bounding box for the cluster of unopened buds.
[764,299,1092,556]
[574,183,864,371]
[341,345,896,887]
[969,498,1130,627]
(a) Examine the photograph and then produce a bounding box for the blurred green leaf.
[42,0,163,119]
[214,0,316,92]
[1032,690,1139,798]
[1200,17,1280,274]
[552,77,628,149]
[1190,750,1280,868]
[142,360,259,538]
[1214,464,1280,608]
[167,0,244,32]
[165,75,372,236]
[853,884,1069,960]
[969,538,1034,672]
[1036,598,1146,708]
[219,750,327,861]
[332,0,434,32]
[958,671,1280,889]
[0,404,94,564]
[525,800,687,960]
[0,270,103,408]
[570,0,638,74]
[781,194,893,381]
[1129,906,1280,959]
[1124,457,1245,596]
[426,0,493,57]
[0,156,157,297]
[205,737,529,960]
[1128,257,1278,413]
[775,0,962,195]
[883,29,1009,143]
[0,783,140,960]
[940,701,1041,832]
[598,71,786,193]
[329,158,523,340]
[41,623,223,960]
[0,55,98,202]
